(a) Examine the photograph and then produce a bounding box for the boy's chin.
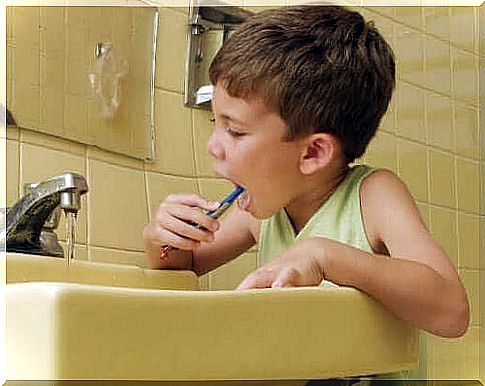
[249,206,279,220]
[237,193,280,219]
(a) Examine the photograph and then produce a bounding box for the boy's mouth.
[226,180,252,212]
[212,169,252,212]
[228,181,251,212]
[236,190,251,212]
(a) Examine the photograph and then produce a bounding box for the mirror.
[6,6,158,161]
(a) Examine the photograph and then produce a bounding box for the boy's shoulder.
[359,165,462,288]
[361,167,404,193]
[360,168,420,254]
[361,167,411,201]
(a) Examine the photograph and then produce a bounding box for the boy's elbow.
[431,277,470,338]
[192,256,207,277]
[438,301,470,338]
[452,303,470,338]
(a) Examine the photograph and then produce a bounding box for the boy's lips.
[237,190,251,212]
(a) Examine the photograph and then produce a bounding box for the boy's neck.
[284,163,351,234]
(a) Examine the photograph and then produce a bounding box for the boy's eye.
[210,117,246,138]
[226,127,246,138]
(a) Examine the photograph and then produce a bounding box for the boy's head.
[209,5,395,164]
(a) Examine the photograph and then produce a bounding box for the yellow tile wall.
[479,6,485,385]
[5,3,482,381]
[361,6,481,381]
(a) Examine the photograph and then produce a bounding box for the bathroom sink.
[7,281,418,380]
[7,253,198,290]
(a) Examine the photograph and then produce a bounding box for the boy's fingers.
[166,205,220,233]
[237,267,299,290]
[271,280,286,288]
[157,227,201,251]
[272,268,299,287]
[271,278,294,288]
[163,214,215,243]
[236,278,256,290]
[236,272,272,290]
[164,194,219,211]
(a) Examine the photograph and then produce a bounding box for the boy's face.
[207,84,305,219]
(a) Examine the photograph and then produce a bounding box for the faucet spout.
[2,172,88,256]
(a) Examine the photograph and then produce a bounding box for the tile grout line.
[365,6,480,57]
[454,155,460,270]
[16,129,22,202]
[143,158,152,224]
[85,145,92,262]
[190,109,203,197]
[452,95,462,270]
[89,243,145,254]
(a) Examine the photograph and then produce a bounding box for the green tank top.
[258,164,414,381]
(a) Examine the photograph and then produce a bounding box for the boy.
[143,5,469,344]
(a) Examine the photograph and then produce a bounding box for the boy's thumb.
[205,201,220,211]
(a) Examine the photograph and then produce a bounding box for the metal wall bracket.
[184,4,253,110]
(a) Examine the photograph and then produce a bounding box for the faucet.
[1,172,88,257]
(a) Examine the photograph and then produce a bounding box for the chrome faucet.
[1,172,88,257]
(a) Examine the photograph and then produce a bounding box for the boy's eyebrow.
[219,113,247,127]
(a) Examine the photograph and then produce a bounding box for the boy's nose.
[206,130,226,160]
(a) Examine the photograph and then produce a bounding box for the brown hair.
[209,5,396,163]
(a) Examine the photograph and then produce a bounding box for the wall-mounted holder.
[184,3,253,110]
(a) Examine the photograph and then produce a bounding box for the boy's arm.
[237,170,469,338]
[146,206,258,276]
[192,206,259,276]
[319,170,469,337]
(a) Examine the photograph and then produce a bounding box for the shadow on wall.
[2,106,17,126]
[7,108,16,126]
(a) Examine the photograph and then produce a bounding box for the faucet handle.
[23,182,61,230]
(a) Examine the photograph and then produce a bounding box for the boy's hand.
[236,239,325,289]
[143,194,220,268]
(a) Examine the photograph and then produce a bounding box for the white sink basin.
[7,281,418,380]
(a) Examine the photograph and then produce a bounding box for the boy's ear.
[299,133,338,175]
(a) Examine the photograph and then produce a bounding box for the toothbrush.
[160,186,245,260]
